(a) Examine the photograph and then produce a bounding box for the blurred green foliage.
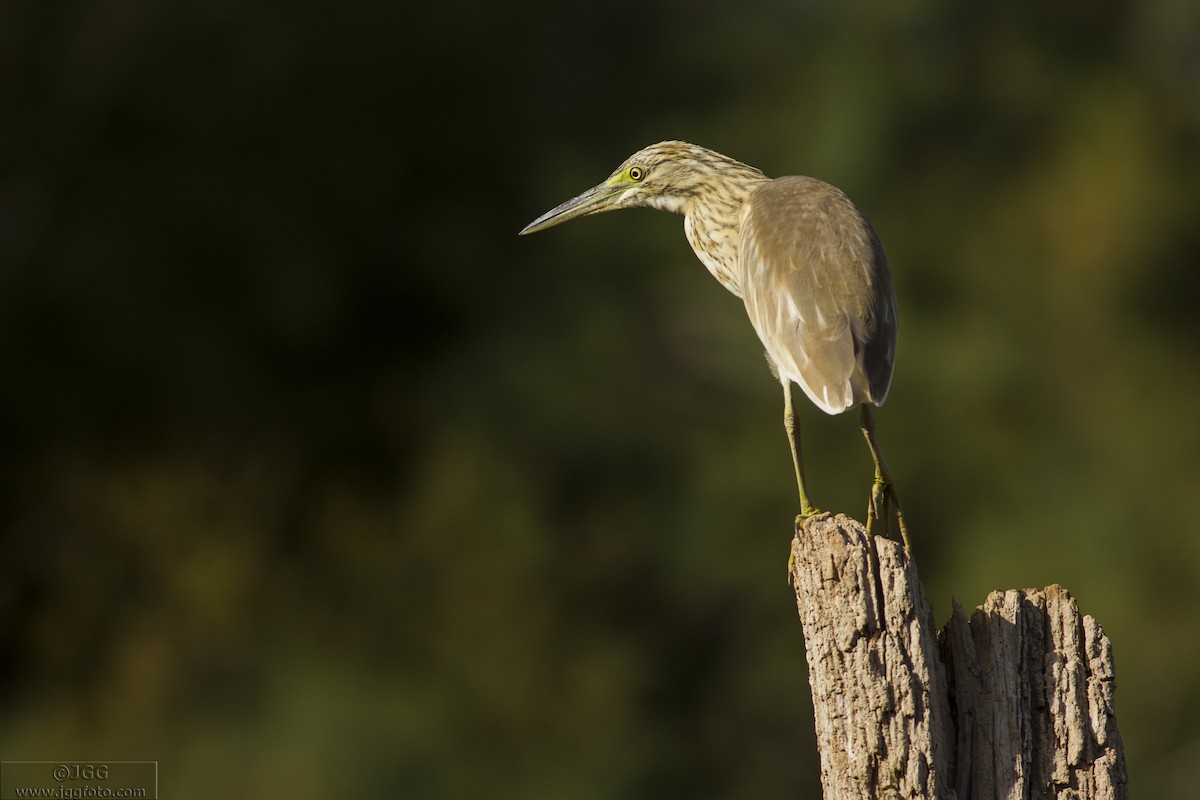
[2,0,1199,797]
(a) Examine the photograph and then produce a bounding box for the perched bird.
[520,141,907,545]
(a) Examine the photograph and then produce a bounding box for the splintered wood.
[789,513,1128,800]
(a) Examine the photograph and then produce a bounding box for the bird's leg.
[784,381,821,586]
[860,405,911,550]
[784,381,818,519]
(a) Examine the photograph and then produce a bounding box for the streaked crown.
[605,141,766,215]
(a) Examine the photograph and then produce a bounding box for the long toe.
[796,505,822,525]
[887,486,912,550]
[866,481,889,537]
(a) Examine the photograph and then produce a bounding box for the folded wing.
[739,176,897,414]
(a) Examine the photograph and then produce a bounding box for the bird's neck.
[682,168,767,299]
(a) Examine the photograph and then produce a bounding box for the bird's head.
[519,141,762,235]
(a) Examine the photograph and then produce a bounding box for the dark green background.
[3,1,1199,797]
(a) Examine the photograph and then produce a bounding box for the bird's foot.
[865,480,911,551]
[787,506,824,585]
[794,504,822,529]
[866,479,888,536]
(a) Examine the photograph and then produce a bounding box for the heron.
[520,141,908,546]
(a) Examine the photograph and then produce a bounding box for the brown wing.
[739,176,897,414]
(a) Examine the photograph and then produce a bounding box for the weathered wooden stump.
[789,513,1128,800]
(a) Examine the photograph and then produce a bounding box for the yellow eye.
[628,166,645,181]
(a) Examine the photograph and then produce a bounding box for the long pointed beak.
[519,180,625,235]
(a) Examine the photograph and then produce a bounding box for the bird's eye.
[628,166,645,181]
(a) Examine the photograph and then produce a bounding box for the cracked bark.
[789,513,1128,800]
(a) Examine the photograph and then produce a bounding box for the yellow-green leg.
[784,381,821,585]
[784,381,819,519]
[860,404,910,550]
